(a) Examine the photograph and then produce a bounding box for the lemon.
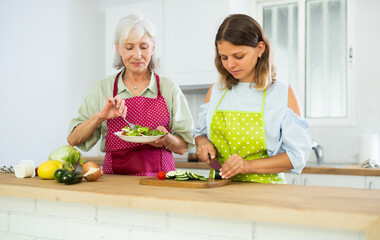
[38,160,62,180]
[51,160,63,169]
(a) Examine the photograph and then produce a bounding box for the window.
[257,0,354,126]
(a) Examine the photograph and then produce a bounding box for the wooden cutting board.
[140,177,231,188]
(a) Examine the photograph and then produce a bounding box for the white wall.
[0,0,379,167]
[0,0,104,166]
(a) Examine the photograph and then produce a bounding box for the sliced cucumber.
[198,176,208,181]
[175,176,189,181]
[166,171,176,178]
[165,170,208,181]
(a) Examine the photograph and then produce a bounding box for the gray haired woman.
[68,14,194,176]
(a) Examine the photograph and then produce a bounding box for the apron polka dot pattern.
[103,72,175,175]
[210,89,286,184]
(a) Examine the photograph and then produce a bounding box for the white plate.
[114,131,165,143]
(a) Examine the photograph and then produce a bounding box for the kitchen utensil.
[114,104,136,130]
[208,154,222,170]
[140,177,231,188]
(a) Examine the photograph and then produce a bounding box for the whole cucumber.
[62,171,83,185]
[54,169,69,183]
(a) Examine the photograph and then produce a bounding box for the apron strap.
[113,71,123,97]
[215,88,266,113]
[154,73,162,98]
[261,89,266,113]
[215,89,228,110]
[113,70,161,98]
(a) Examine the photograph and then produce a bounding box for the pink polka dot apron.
[209,89,286,184]
[103,71,175,176]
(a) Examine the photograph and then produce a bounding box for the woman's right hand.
[195,136,216,165]
[96,95,127,120]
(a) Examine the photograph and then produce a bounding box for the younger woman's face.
[116,33,155,74]
[217,40,264,83]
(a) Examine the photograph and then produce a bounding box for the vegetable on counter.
[61,171,83,185]
[54,169,69,183]
[81,161,103,182]
[83,168,102,182]
[165,170,208,181]
[157,171,166,180]
[48,145,81,172]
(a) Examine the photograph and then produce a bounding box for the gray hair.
[113,14,158,72]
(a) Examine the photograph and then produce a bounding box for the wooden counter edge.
[1,175,380,240]
[85,156,380,176]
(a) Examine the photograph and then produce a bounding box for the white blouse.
[192,80,312,174]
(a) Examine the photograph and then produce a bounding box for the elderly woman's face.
[116,33,155,73]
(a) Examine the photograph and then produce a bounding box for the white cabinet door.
[163,0,223,86]
[301,174,365,189]
[284,173,301,185]
[163,0,253,86]
[105,0,164,76]
[365,176,380,189]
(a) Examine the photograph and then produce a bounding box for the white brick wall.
[0,196,365,240]
[0,232,35,240]
[0,211,8,232]
[36,199,96,221]
[168,212,252,238]
[9,214,65,239]
[253,222,366,240]
[0,196,35,213]
[97,205,167,229]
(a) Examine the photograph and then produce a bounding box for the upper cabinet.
[105,0,253,86]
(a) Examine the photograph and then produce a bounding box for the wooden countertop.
[85,157,380,176]
[1,173,380,239]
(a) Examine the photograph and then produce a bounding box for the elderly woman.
[67,15,194,176]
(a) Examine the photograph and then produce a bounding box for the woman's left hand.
[219,154,249,179]
[147,126,172,148]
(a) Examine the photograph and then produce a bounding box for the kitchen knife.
[208,154,222,170]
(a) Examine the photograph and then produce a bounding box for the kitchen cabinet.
[301,174,366,189]
[365,176,380,189]
[105,0,253,86]
[284,173,301,185]
[163,0,253,86]
[285,173,366,188]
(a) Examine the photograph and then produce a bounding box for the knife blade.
[208,154,222,170]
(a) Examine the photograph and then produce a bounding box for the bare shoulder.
[204,84,214,103]
[287,85,303,117]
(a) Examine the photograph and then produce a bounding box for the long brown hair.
[215,14,276,90]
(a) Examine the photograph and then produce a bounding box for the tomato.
[157,171,166,180]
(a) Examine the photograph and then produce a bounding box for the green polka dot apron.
[209,89,286,184]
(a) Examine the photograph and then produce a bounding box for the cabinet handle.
[369,181,374,189]
[292,178,296,185]
[303,179,308,185]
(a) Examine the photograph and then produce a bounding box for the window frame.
[256,0,355,127]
